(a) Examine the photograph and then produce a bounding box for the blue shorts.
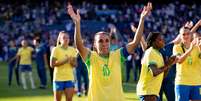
[139,95,160,101]
[53,81,74,91]
[19,65,32,72]
[175,85,201,101]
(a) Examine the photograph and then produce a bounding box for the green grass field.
[0,62,167,101]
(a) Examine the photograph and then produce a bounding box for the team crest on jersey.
[102,64,110,77]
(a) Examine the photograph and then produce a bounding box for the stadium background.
[0,0,200,101]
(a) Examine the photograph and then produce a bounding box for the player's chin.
[101,49,109,55]
[160,43,165,49]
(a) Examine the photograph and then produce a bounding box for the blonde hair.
[179,27,193,42]
[56,31,68,46]
[179,27,191,35]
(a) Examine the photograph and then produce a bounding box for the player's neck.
[99,53,109,58]
[183,42,190,49]
[61,44,68,49]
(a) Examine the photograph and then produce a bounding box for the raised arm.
[126,2,152,54]
[140,36,147,51]
[191,20,201,33]
[198,39,201,55]
[130,23,147,51]
[175,39,196,64]
[109,24,118,39]
[67,4,89,61]
[171,34,181,44]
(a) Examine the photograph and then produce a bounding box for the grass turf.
[0,62,166,101]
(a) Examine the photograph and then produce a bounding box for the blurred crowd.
[0,1,200,60]
[1,1,200,99]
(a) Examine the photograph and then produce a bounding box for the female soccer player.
[50,31,77,101]
[136,32,176,101]
[16,39,35,90]
[173,27,201,101]
[67,2,152,101]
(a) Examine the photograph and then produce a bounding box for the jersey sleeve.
[173,44,183,56]
[120,47,130,63]
[146,50,158,67]
[143,49,158,76]
[17,48,22,56]
[50,47,58,60]
[29,47,34,52]
[85,51,92,71]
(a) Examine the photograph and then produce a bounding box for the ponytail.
[56,31,64,46]
[146,32,160,48]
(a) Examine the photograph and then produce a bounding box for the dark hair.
[183,26,191,30]
[34,38,41,43]
[146,32,161,49]
[110,34,116,40]
[94,31,109,37]
[93,31,110,52]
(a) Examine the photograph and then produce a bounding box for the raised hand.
[141,2,152,18]
[198,19,201,26]
[166,55,177,67]
[184,21,194,29]
[130,23,137,33]
[198,38,201,50]
[108,24,117,34]
[190,38,198,50]
[69,57,77,67]
[67,4,81,23]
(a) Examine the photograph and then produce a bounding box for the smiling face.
[94,32,110,55]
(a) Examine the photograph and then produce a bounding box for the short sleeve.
[50,47,58,59]
[29,47,34,52]
[85,51,91,70]
[17,48,22,56]
[146,52,157,67]
[72,48,78,57]
[143,48,163,68]
[120,47,129,63]
[142,50,158,76]
[173,44,183,56]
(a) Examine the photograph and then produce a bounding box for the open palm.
[67,4,81,23]
[130,23,137,33]
[141,2,152,18]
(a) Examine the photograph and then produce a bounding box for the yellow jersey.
[137,47,164,97]
[85,48,125,101]
[173,44,201,85]
[51,46,77,81]
[17,47,33,65]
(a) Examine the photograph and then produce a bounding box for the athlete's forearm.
[177,47,193,64]
[140,36,147,51]
[126,17,145,53]
[151,65,168,77]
